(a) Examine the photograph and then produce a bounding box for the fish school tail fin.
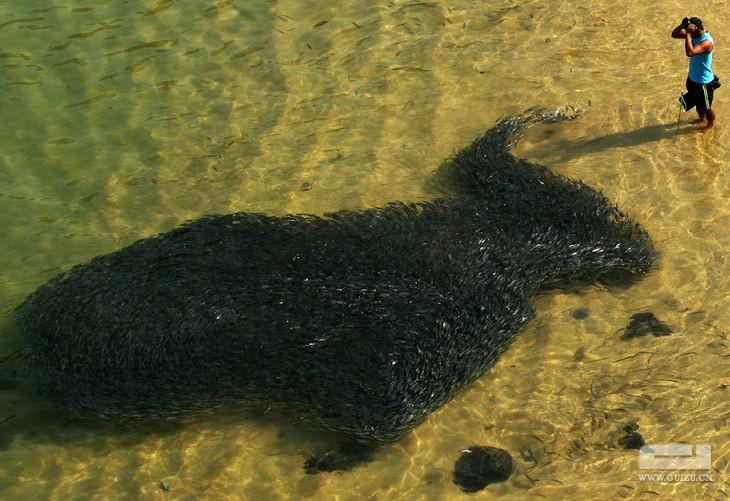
[438,106,582,195]
[458,105,583,166]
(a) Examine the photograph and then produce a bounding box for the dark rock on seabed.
[570,307,590,320]
[619,432,645,450]
[453,446,513,492]
[618,421,645,449]
[304,442,374,474]
[622,312,672,339]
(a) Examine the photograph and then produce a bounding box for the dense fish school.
[16,108,656,446]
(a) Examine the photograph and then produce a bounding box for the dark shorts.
[681,77,714,113]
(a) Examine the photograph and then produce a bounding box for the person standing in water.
[672,17,717,128]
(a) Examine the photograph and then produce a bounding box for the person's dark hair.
[689,17,704,30]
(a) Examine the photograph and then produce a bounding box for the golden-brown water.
[0,1,728,498]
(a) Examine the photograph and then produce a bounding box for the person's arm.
[671,22,687,39]
[685,30,713,56]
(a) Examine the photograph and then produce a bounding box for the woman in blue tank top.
[672,17,717,129]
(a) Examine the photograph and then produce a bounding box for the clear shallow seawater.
[0,1,728,498]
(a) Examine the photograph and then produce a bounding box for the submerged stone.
[570,307,589,320]
[622,421,639,434]
[453,446,513,492]
[16,107,656,447]
[618,421,645,449]
[619,433,645,449]
[573,346,588,361]
[304,442,374,474]
[622,312,672,339]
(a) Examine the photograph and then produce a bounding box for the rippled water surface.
[0,1,728,498]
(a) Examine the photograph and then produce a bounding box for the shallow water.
[0,1,728,499]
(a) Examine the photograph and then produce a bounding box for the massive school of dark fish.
[16,108,656,446]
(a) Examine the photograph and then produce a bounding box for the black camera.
[682,17,690,29]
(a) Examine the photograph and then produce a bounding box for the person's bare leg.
[691,109,706,124]
[705,108,716,128]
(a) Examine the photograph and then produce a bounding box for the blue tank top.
[689,32,714,84]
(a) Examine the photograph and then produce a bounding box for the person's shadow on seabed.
[517,123,698,165]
